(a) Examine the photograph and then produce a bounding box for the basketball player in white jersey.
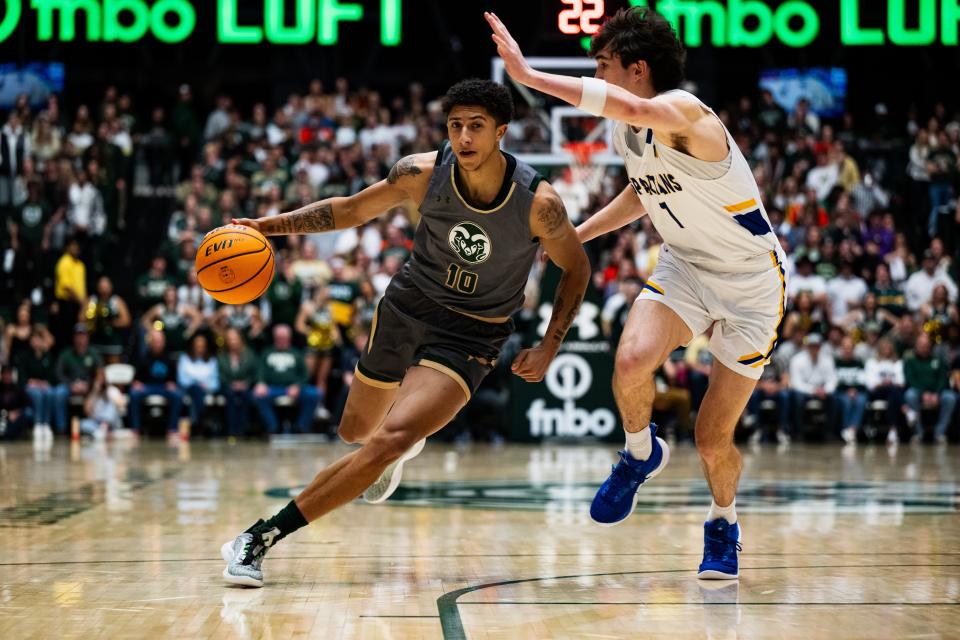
[487,8,787,579]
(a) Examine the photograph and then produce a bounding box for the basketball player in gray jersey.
[220,79,590,587]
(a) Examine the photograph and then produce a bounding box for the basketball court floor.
[1,438,957,639]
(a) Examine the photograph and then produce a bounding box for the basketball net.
[561,140,606,195]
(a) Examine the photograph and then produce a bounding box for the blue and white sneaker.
[697,518,742,580]
[589,424,670,526]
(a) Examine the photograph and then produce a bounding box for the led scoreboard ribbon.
[557,0,960,48]
[1,0,958,46]
[0,0,403,45]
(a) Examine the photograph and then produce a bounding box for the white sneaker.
[33,425,43,445]
[221,523,277,588]
[363,438,426,504]
[905,408,918,427]
[886,428,899,446]
[42,425,54,445]
[776,429,791,445]
[841,427,857,445]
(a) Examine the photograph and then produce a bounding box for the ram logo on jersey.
[448,221,492,265]
[630,174,684,198]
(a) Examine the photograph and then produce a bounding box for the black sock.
[252,501,309,546]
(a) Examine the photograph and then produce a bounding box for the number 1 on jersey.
[659,202,684,228]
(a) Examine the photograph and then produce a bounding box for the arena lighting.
[0,0,403,45]
[560,0,960,47]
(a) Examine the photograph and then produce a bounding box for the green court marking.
[267,479,959,514]
[437,564,960,639]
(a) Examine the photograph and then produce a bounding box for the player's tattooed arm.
[235,153,435,236]
[546,272,584,345]
[257,201,336,235]
[512,184,589,382]
[531,184,590,350]
[387,156,423,184]
[536,193,568,238]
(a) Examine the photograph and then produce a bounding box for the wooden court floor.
[0,438,958,639]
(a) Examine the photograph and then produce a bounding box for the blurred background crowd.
[1,78,959,445]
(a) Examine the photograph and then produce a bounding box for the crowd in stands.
[0,78,959,445]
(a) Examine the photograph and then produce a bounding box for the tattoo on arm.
[537,195,567,237]
[260,202,335,235]
[547,272,584,344]
[550,289,565,343]
[387,156,422,184]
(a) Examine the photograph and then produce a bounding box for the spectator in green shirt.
[217,328,257,438]
[834,336,867,445]
[267,263,304,332]
[871,263,906,319]
[10,180,51,273]
[135,255,177,314]
[53,324,103,435]
[903,333,956,443]
[251,324,319,434]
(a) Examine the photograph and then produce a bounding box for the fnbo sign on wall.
[563,0,960,47]
[637,0,960,46]
[0,0,402,45]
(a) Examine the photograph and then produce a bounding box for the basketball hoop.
[561,141,607,194]
[562,141,607,167]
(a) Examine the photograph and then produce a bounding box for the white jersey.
[613,90,782,272]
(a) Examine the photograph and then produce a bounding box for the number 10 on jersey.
[446,264,478,294]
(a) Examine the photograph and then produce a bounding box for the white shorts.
[639,245,787,380]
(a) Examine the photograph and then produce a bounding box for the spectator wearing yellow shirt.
[835,141,861,193]
[326,257,361,335]
[53,237,86,349]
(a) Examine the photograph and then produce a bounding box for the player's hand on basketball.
[485,12,534,85]
[253,382,269,397]
[511,343,559,383]
[231,218,262,233]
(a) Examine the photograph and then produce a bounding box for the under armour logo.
[537,301,600,341]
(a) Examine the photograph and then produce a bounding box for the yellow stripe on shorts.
[642,280,665,295]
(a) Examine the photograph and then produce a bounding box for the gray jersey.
[405,142,542,320]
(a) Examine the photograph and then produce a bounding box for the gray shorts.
[355,273,513,400]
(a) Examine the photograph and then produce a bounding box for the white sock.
[707,499,737,524]
[625,428,653,461]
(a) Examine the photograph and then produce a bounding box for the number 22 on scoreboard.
[558,0,605,35]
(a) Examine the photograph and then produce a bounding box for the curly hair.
[442,79,514,125]
[588,7,686,93]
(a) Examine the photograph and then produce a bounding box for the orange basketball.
[195,225,275,304]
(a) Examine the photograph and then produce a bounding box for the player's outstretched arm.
[485,12,690,132]
[576,186,647,243]
[512,183,591,383]
[234,153,435,236]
